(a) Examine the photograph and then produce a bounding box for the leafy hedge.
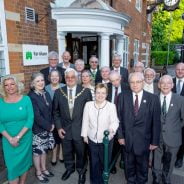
[151,51,175,66]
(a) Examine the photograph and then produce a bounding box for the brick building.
[0,0,152,88]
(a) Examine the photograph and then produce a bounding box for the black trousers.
[176,127,184,160]
[88,139,113,184]
[62,138,86,174]
[124,150,150,184]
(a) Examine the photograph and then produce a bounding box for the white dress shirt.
[67,85,77,104]
[81,101,119,143]
[176,77,184,92]
[144,82,154,94]
[160,92,172,113]
[133,90,143,108]
[113,67,120,74]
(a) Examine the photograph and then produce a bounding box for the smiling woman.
[0,75,34,184]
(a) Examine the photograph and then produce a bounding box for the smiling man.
[152,75,184,184]
[117,72,161,184]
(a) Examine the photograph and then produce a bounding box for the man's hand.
[149,144,158,151]
[50,124,55,132]
[58,128,66,139]
[118,138,125,145]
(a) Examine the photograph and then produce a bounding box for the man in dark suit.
[117,72,161,184]
[88,56,102,84]
[107,71,129,174]
[40,51,65,85]
[111,54,129,83]
[97,66,111,84]
[53,68,92,184]
[172,63,184,168]
[152,75,184,184]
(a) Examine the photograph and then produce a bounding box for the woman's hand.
[83,137,88,144]
[9,137,19,147]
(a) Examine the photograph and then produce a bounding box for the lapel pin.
[143,100,146,103]
[171,104,173,107]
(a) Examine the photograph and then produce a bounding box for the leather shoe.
[51,161,57,166]
[61,170,75,180]
[42,170,54,177]
[110,166,117,174]
[78,174,86,184]
[175,159,183,168]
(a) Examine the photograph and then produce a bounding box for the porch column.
[117,35,124,67]
[57,32,66,63]
[100,33,111,67]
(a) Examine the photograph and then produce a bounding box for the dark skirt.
[33,131,55,155]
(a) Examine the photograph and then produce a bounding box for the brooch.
[143,100,146,103]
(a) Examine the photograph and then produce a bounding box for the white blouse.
[81,101,119,143]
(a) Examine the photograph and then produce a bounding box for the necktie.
[68,89,74,118]
[91,70,96,80]
[114,87,118,105]
[176,80,182,94]
[134,94,139,116]
[50,67,56,73]
[162,96,167,117]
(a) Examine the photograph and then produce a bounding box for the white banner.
[23,44,48,66]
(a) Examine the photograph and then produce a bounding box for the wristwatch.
[16,135,21,140]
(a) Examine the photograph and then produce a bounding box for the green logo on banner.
[26,52,32,60]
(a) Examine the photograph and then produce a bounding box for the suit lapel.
[62,86,71,119]
[137,91,148,117]
[166,93,174,115]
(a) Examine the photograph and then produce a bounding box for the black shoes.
[175,158,183,168]
[78,173,86,184]
[51,161,57,166]
[42,170,54,177]
[59,159,64,163]
[61,170,75,180]
[110,166,117,174]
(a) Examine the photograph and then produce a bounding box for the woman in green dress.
[0,75,34,184]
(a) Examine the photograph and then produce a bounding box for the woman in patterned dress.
[28,72,55,183]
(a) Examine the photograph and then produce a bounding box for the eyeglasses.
[129,80,143,85]
[65,76,76,80]
[90,61,98,63]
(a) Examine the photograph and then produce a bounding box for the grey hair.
[48,51,59,60]
[75,59,85,66]
[129,72,144,82]
[109,70,121,78]
[112,53,122,61]
[64,68,78,77]
[144,68,156,77]
[30,72,45,89]
[100,66,111,72]
[159,75,173,84]
[1,74,24,97]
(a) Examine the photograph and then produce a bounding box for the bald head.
[134,62,145,73]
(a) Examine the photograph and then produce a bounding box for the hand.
[83,137,88,144]
[118,138,125,145]
[108,129,114,140]
[10,137,19,147]
[149,144,158,151]
[58,128,66,139]
[50,124,55,132]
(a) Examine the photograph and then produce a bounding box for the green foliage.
[151,51,175,65]
[151,1,184,51]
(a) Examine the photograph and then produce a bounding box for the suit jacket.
[172,77,184,96]
[89,69,102,84]
[28,90,53,134]
[106,82,130,103]
[40,66,65,85]
[53,85,92,141]
[111,67,129,83]
[144,82,160,95]
[117,90,161,155]
[160,93,184,147]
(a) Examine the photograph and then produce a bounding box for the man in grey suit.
[58,51,75,69]
[152,75,184,184]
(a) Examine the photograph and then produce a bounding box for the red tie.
[134,94,139,116]
[114,87,118,105]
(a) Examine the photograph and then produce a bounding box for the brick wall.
[4,0,57,91]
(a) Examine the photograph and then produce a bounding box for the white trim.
[135,0,142,12]
[0,0,10,76]
[5,10,20,21]
[133,39,139,63]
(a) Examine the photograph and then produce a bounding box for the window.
[145,43,149,67]
[135,0,142,12]
[134,39,139,63]
[0,0,9,79]
[122,35,129,68]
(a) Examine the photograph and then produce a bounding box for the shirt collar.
[160,91,172,99]
[176,77,184,83]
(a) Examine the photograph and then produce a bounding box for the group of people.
[0,50,184,184]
